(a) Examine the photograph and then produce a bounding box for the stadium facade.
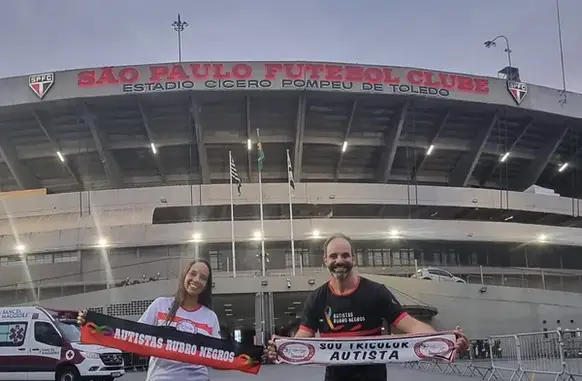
[1,61,582,341]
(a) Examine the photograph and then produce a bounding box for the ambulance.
[0,306,125,381]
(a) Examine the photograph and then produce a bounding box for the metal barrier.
[121,329,582,377]
[400,329,582,380]
[122,353,150,371]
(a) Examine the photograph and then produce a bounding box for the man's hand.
[454,326,469,353]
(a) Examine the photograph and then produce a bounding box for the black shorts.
[324,364,387,381]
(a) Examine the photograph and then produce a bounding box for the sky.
[1,0,582,92]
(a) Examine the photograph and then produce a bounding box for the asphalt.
[119,364,472,381]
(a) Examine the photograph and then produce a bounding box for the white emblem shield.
[29,73,55,99]
[507,80,527,105]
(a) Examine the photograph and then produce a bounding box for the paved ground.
[119,362,582,381]
[119,364,472,381]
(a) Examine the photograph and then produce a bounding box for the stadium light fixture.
[253,230,262,240]
[312,229,321,238]
[341,141,348,153]
[247,139,252,151]
[500,152,510,162]
[426,145,434,156]
[56,151,65,163]
[150,143,157,154]
[15,244,26,254]
[97,238,108,248]
[558,163,568,172]
[171,14,189,62]
[484,35,513,77]
[537,234,547,243]
[389,229,400,239]
[192,232,202,242]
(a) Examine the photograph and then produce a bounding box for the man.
[266,233,469,381]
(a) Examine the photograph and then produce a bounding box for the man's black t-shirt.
[298,276,408,381]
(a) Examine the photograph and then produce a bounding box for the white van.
[0,306,125,381]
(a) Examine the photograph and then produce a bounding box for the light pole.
[172,14,188,62]
[484,35,514,80]
[556,0,567,105]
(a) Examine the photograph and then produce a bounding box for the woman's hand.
[77,310,88,327]
[262,338,278,363]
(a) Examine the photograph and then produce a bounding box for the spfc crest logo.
[507,80,527,105]
[29,73,55,99]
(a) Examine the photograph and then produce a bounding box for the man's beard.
[328,263,353,280]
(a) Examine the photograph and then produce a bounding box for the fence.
[120,329,582,378]
[402,329,582,380]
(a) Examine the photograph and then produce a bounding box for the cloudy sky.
[1,0,581,92]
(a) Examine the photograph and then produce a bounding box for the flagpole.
[257,129,266,277]
[229,150,237,278]
[286,149,296,276]
[556,0,567,105]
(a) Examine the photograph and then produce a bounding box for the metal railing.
[401,329,582,380]
[121,329,582,377]
[2,256,582,305]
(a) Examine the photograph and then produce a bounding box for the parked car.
[410,267,466,283]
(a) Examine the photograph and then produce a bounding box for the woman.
[78,259,220,381]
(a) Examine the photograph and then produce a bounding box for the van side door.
[0,320,29,380]
[26,321,63,381]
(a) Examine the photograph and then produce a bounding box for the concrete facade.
[1,182,582,303]
[1,183,581,255]
[2,183,581,226]
[29,272,582,339]
[2,182,582,340]
[5,61,582,119]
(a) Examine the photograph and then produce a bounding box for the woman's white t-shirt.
[138,296,221,381]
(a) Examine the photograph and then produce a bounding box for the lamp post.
[556,0,567,105]
[484,35,513,79]
[172,14,188,62]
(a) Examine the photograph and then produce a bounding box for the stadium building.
[1,61,582,342]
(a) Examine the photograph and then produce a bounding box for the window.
[448,250,457,266]
[27,254,52,265]
[55,321,80,343]
[429,269,452,278]
[355,249,364,266]
[108,299,154,317]
[34,322,62,346]
[54,252,79,263]
[300,249,310,267]
[400,249,415,266]
[366,249,390,266]
[430,251,440,265]
[470,252,478,265]
[285,249,307,269]
[209,251,220,271]
[0,256,22,267]
[0,322,27,347]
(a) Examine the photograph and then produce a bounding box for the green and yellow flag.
[257,141,265,172]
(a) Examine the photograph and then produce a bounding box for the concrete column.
[254,292,265,345]
[254,291,276,345]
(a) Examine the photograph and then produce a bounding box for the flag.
[230,154,242,196]
[257,141,265,172]
[286,150,295,194]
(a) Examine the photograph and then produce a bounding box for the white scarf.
[273,332,457,366]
